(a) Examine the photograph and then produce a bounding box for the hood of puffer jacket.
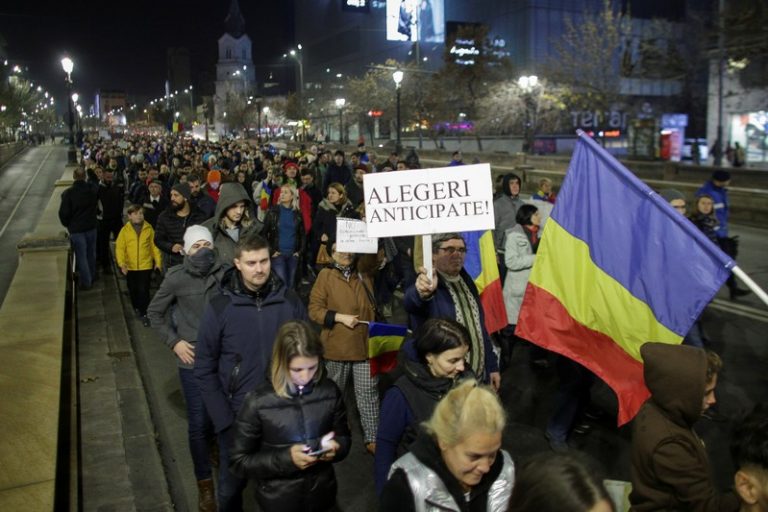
[214,182,251,221]
[641,342,708,428]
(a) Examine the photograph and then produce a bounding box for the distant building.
[214,0,256,136]
[95,90,127,121]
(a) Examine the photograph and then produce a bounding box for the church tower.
[214,0,256,136]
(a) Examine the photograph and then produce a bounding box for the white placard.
[335,219,379,254]
[363,164,495,238]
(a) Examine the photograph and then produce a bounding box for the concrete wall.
[0,142,25,167]
[0,165,74,509]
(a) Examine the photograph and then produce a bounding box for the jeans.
[272,253,298,288]
[217,426,246,511]
[70,229,97,287]
[178,368,213,481]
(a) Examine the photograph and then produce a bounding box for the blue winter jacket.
[696,181,729,238]
[195,267,308,433]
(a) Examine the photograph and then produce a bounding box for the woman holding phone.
[229,320,351,512]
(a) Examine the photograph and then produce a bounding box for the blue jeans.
[70,229,97,287]
[272,253,298,288]
[178,368,213,481]
[217,426,246,511]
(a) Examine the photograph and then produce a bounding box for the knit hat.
[659,188,685,203]
[183,225,214,254]
[712,170,731,182]
[284,161,299,173]
[172,182,191,201]
[207,170,222,185]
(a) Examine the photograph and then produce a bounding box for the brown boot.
[197,479,216,512]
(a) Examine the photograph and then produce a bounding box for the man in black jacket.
[154,182,207,271]
[323,150,351,193]
[96,168,125,275]
[59,167,98,289]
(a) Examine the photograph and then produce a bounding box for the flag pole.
[732,266,768,308]
[422,234,433,283]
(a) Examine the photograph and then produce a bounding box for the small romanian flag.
[517,131,733,426]
[463,230,508,334]
[367,322,409,377]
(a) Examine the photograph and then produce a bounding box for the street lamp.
[263,106,270,141]
[392,70,404,155]
[60,57,77,164]
[518,75,539,154]
[335,98,346,144]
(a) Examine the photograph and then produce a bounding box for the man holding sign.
[404,233,501,391]
[363,163,500,391]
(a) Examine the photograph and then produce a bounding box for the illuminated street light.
[518,75,540,154]
[393,70,404,154]
[335,98,346,144]
[60,56,76,164]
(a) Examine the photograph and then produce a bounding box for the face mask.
[210,182,220,190]
[188,247,216,274]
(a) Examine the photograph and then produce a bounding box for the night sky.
[0,0,295,107]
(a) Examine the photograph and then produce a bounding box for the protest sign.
[362,164,495,238]
[336,219,378,254]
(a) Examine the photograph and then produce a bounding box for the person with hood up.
[202,182,263,266]
[493,173,525,283]
[147,225,227,512]
[629,342,739,511]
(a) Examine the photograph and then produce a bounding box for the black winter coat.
[153,207,208,268]
[311,199,359,252]
[59,180,98,233]
[96,181,124,221]
[230,378,351,512]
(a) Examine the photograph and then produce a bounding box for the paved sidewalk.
[78,269,172,511]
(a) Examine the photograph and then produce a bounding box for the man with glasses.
[403,233,501,390]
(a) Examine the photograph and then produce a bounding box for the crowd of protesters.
[56,131,766,512]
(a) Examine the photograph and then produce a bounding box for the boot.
[197,479,216,512]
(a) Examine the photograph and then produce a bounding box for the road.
[121,221,768,511]
[0,144,66,307]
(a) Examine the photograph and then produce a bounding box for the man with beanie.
[202,182,263,266]
[154,182,208,270]
[195,233,307,511]
[659,188,687,215]
[630,342,739,512]
[148,225,225,512]
[696,171,750,299]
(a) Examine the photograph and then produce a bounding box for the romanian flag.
[259,183,272,213]
[516,132,734,425]
[367,322,409,377]
[463,230,509,334]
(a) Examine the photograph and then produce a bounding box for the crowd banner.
[516,130,735,426]
[335,219,378,254]
[362,164,495,238]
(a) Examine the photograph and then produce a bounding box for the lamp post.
[518,75,539,154]
[288,45,305,141]
[392,70,404,155]
[263,106,270,141]
[61,57,77,164]
[335,98,346,144]
[257,99,263,144]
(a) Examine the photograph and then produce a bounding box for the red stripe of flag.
[516,283,650,425]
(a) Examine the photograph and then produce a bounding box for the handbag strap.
[358,273,383,322]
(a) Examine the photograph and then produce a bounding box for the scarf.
[441,272,485,378]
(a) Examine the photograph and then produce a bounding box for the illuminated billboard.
[386,0,444,43]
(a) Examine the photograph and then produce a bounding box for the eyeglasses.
[438,246,467,255]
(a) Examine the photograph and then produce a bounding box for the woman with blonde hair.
[263,183,306,288]
[380,379,515,511]
[229,320,351,512]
